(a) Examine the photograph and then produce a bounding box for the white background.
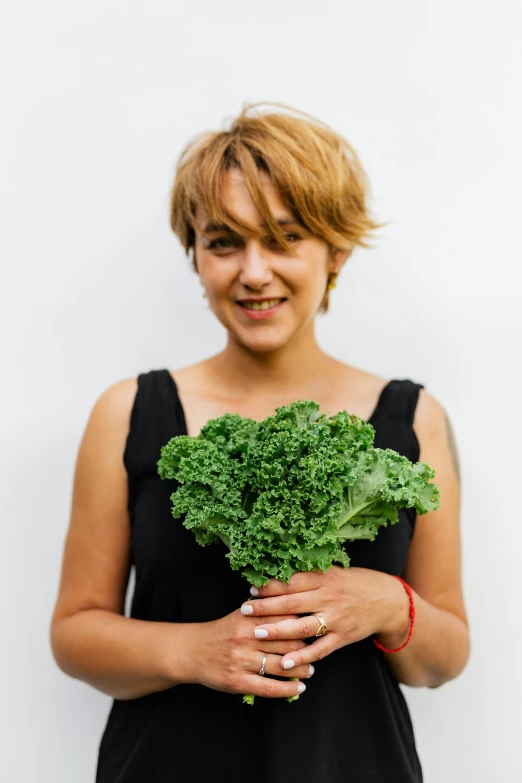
[2,1,521,780]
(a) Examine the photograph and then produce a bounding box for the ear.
[329,246,352,273]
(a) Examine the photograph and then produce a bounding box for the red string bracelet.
[373,576,415,653]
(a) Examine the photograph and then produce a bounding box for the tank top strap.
[123,368,185,490]
[371,379,425,463]
[379,379,425,424]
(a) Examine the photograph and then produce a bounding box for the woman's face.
[194,167,346,353]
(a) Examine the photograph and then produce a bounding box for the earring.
[327,270,339,291]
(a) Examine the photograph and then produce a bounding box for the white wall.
[2,1,521,780]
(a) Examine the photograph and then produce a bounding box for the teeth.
[242,298,284,311]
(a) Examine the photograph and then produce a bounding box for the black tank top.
[96,369,425,783]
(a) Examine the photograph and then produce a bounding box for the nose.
[238,239,273,290]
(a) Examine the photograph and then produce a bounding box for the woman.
[50,102,470,782]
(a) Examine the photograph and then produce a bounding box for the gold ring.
[313,614,327,637]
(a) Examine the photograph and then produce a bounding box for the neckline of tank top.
[161,369,402,437]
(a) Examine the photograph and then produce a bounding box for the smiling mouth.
[238,298,287,311]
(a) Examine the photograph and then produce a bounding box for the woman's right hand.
[179,609,314,700]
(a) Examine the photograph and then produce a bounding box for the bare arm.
[50,380,308,702]
[51,610,202,700]
[242,389,470,691]
[374,390,470,687]
[49,380,196,700]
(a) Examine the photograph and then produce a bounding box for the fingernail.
[283,659,295,670]
[308,664,315,676]
[254,628,269,639]
[250,586,259,596]
[297,683,306,694]
[241,604,254,615]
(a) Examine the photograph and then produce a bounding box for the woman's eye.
[268,233,301,248]
[208,237,236,250]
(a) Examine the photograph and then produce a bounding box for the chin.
[237,332,289,353]
[229,323,293,353]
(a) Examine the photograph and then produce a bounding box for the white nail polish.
[297,683,306,694]
[241,604,254,615]
[250,586,259,596]
[254,628,269,639]
[283,659,295,670]
[308,664,315,676]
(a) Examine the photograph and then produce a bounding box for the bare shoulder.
[414,388,447,435]
[72,376,140,485]
[90,376,138,429]
[413,388,461,483]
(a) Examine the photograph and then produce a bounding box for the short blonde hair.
[169,101,381,312]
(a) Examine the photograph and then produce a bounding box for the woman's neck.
[206,324,337,399]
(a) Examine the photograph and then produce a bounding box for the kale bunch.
[157,400,439,588]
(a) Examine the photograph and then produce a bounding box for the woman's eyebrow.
[202,221,230,233]
[273,217,306,228]
[202,217,304,233]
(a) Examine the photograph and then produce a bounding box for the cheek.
[290,247,329,287]
[292,264,328,302]
[198,261,235,298]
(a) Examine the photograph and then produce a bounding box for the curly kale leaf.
[157,399,440,588]
[334,448,440,544]
[157,416,254,547]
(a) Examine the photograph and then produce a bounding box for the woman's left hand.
[240,567,411,671]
